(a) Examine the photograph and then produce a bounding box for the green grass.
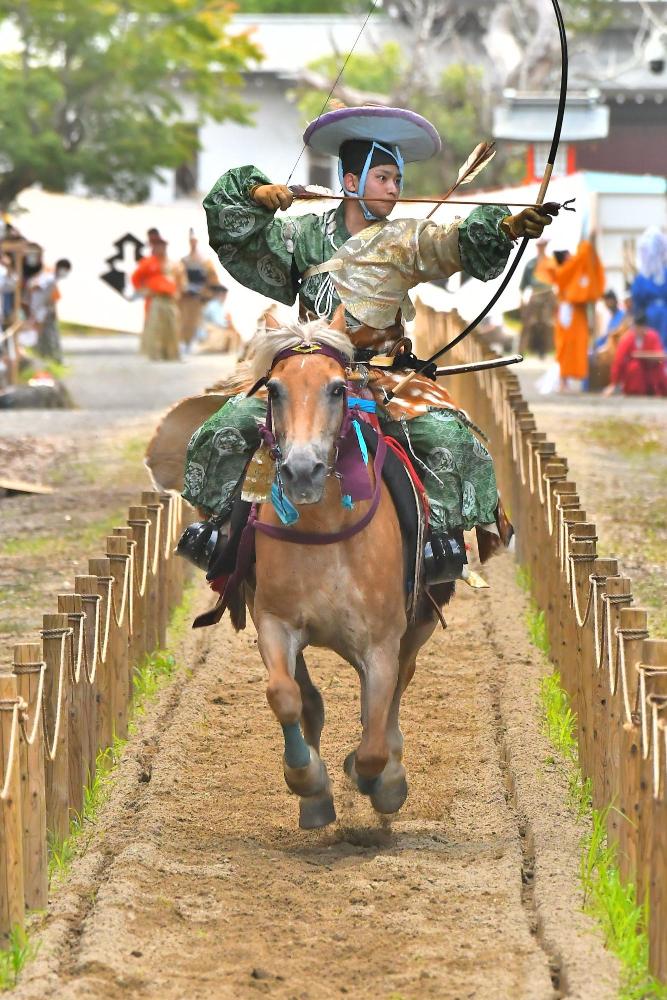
[517,560,667,995]
[48,736,126,885]
[131,650,178,721]
[515,566,551,657]
[0,927,39,990]
[3,509,127,559]
[580,419,664,461]
[537,668,667,998]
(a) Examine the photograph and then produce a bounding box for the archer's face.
[344,164,402,219]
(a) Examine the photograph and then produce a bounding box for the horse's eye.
[330,383,345,398]
[267,381,280,400]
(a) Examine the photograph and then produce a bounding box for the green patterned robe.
[186,167,513,534]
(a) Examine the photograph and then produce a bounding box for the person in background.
[594,290,626,353]
[604,312,667,397]
[519,238,556,357]
[131,237,180,361]
[551,238,605,391]
[26,257,72,362]
[178,229,218,353]
[195,284,241,354]
[0,252,16,327]
[631,227,667,349]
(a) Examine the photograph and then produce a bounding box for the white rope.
[0,702,23,801]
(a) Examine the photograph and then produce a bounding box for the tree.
[0,0,262,208]
[296,45,525,196]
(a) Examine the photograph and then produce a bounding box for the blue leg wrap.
[282,722,311,769]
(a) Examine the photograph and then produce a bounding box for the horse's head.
[252,310,354,505]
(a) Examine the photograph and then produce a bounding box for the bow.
[415,0,569,370]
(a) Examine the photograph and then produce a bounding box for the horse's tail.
[228,585,247,632]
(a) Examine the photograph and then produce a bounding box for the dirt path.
[14,556,619,1000]
[2,339,629,998]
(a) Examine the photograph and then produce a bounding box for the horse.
[238,310,451,829]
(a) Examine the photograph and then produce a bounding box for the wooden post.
[594,577,632,816]
[57,595,85,821]
[617,608,648,886]
[106,536,130,741]
[635,640,667,904]
[558,513,588,694]
[649,720,667,982]
[141,491,163,652]
[74,575,100,782]
[0,667,25,939]
[89,558,114,753]
[113,526,140,698]
[578,558,617,781]
[127,506,151,667]
[42,612,70,842]
[12,644,47,911]
[156,494,171,647]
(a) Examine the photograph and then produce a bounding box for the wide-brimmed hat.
[304,106,441,163]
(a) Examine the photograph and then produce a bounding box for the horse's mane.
[251,319,354,381]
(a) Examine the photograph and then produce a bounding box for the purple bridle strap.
[255,432,386,545]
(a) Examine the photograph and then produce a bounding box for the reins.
[254,432,386,546]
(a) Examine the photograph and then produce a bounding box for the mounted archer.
[157,105,554,588]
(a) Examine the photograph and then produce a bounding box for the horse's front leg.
[345,641,400,796]
[257,615,335,829]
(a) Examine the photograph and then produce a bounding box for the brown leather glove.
[501,206,556,240]
[250,184,294,211]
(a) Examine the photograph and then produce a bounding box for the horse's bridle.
[251,342,387,546]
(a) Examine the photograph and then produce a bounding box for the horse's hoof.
[343,752,379,796]
[299,792,337,830]
[370,774,408,815]
[284,751,328,797]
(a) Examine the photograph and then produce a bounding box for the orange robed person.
[552,239,605,390]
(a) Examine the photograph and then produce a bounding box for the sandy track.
[15,555,619,1000]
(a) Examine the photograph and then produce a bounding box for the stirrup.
[176,517,229,572]
[424,531,466,584]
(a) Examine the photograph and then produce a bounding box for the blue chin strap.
[338,141,404,222]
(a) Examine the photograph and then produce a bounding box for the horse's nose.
[281,450,327,503]
[281,457,326,485]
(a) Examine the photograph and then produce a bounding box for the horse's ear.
[263,311,281,331]
[329,304,347,333]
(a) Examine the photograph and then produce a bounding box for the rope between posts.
[39,628,71,762]
[128,518,150,597]
[616,627,646,724]
[80,594,101,682]
[66,611,85,684]
[97,579,113,664]
[0,700,24,801]
[16,663,47,746]
[106,552,131,628]
[149,505,162,576]
[604,593,633,696]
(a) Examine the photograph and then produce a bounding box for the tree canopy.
[0,0,261,208]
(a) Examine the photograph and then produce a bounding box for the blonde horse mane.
[251,318,354,381]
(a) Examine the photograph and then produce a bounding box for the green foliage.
[563,0,619,34]
[48,737,126,885]
[0,927,39,990]
[132,650,178,719]
[0,0,262,207]
[539,672,667,999]
[243,0,354,8]
[295,46,524,195]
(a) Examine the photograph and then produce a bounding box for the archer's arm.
[415,205,513,283]
[203,166,300,306]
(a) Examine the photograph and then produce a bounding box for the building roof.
[493,91,610,142]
